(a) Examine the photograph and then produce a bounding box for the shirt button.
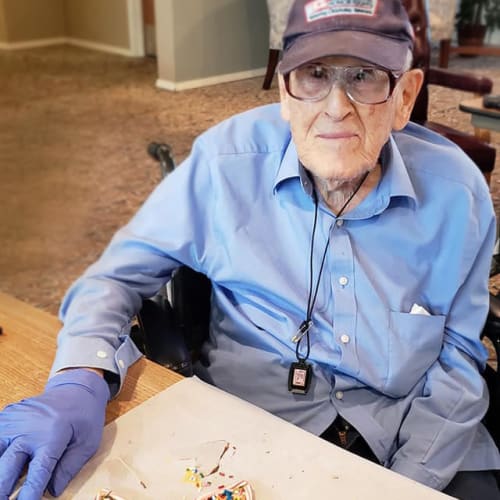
[336,219,344,227]
[96,350,108,359]
[118,359,125,369]
[340,334,350,344]
[335,391,344,400]
[339,276,348,286]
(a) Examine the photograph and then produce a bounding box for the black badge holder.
[288,360,312,394]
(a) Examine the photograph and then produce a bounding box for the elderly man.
[1,0,499,498]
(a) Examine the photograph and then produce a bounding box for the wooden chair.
[402,0,496,184]
[262,0,293,90]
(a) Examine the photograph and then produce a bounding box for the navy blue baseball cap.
[279,0,414,73]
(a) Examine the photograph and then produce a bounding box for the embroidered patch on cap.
[305,0,378,22]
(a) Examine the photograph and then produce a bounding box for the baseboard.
[66,38,136,57]
[0,36,136,57]
[156,67,267,91]
[155,78,177,91]
[0,37,67,50]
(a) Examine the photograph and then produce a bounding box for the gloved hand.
[0,368,110,499]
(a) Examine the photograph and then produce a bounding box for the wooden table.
[1,293,453,499]
[459,97,500,144]
[0,291,182,424]
[439,39,500,68]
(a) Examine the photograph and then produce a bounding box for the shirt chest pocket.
[384,310,446,396]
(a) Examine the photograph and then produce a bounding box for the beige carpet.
[0,44,499,318]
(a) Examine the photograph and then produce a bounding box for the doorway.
[142,0,156,57]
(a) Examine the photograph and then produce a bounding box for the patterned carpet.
[0,45,499,323]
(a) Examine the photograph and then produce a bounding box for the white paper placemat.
[44,377,451,499]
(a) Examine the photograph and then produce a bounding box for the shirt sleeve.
[388,195,497,490]
[51,137,216,392]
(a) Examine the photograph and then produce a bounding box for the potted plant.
[455,0,500,46]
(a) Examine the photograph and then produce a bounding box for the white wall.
[155,0,269,90]
[488,29,500,45]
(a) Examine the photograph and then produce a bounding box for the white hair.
[401,48,414,73]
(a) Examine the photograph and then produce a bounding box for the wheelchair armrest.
[131,294,193,377]
[171,267,212,357]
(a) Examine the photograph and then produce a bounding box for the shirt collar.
[273,133,418,215]
[273,135,315,197]
[379,135,417,205]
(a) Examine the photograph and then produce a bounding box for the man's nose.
[323,83,353,120]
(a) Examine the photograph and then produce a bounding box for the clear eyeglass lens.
[289,64,392,104]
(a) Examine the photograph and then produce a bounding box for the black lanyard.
[288,171,369,394]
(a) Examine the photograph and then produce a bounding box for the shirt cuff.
[390,458,448,491]
[50,334,143,397]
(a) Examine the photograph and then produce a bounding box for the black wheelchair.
[132,142,500,450]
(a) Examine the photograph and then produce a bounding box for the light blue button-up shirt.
[53,103,500,490]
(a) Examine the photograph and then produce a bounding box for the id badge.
[288,361,312,394]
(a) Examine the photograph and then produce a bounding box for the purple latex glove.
[0,368,110,499]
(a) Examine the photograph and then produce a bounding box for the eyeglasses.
[283,63,402,105]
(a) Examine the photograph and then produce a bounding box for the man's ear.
[278,74,291,122]
[392,68,424,131]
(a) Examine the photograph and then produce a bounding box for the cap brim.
[279,30,411,73]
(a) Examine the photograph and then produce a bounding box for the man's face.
[279,56,422,184]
